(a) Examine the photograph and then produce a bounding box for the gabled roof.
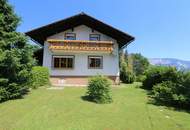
[25,12,134,48]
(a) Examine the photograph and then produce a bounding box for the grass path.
[0,84,190,130]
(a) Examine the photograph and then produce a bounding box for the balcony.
[47,39,114,53]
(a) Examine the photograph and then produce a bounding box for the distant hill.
[149,58,190,70]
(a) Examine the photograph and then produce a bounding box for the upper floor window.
[53,55,74,69]
[89,34,100,41]
[64,33,76,40]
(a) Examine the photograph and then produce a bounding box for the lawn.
[0,84,190,130]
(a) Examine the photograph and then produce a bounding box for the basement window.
[53,56,74,69]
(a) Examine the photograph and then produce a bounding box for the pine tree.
[0,0,35,101]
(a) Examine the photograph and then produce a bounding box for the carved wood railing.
[47,39,114,53]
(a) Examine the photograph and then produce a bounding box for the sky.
[9,0,190,61]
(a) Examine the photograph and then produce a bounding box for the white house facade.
[26,13,134,85]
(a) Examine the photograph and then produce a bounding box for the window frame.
[64,33,76,40]
[52,55,75,69]
[88,56,103,69]
[89,34,101,41]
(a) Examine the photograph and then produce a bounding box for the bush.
[0,88,9,102]
[0,78,29,102]
[142,66,190,109]
[120,62,135,84]
[153,81,177,104]
[136,75,146,82]
[153,80,190,109]
[31,66,50,88]
[85,75,113,104]
[6,83,28,99]
[142,66,179,89]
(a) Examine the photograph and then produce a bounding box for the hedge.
[31,66,50,88]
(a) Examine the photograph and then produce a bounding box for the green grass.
[0,84,190,130]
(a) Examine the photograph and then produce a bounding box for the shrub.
[6,83,28,99]
[120,62,135,83]
[86,75,112,104]
[153,80,190,109]
[31,66,50,88]
[0,78,29,102]
[0,88,9,102]
[153,81,177,104]
[142,66,179,89]
[136,75,146,82]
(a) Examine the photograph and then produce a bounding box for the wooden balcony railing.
[47,39,114,53]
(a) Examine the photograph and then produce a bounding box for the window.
[88,56,103,69]
[64,33,76,40]
[89,34,100,41]
[53,56,74,69]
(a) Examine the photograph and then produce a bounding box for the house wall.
[43,25,120,79]
[47,25,115,41]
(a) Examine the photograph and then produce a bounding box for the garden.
[0,0,190,130]
[0,84,190,130]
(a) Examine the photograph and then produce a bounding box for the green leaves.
[86,75,113,104]
[30,66,50,89]
[130,53,150,76]
[0,0,20,32]
[0,0,36,102]
[120,61,135,83]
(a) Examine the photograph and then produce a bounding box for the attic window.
[64,33,76,40]
[89,34,100,41]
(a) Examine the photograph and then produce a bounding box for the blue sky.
[9,0,190,60]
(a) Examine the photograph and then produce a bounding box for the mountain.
[149,58,190,70]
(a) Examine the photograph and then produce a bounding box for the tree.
[130,53,149,76]
[0,0,35,102]
[119,50,135,83]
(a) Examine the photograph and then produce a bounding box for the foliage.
[153,79,190,109]
[144,66,190,109]
[0,0,36,102]
[119,50,128,65]
[120,53,135,84]
[120,53,135,83]
[119,52,149,83]
[31,66,50,89]
[136,75,146,82]
[130,53,150,76]
[85,75,112,104]
[142,66,179,89]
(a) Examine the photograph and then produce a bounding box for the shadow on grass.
[81,95,96,104]
[147,98,190,113]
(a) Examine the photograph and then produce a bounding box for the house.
[26,13,134,86]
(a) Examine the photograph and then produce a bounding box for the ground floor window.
[88,56,103,69]
[53,55,74,69]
